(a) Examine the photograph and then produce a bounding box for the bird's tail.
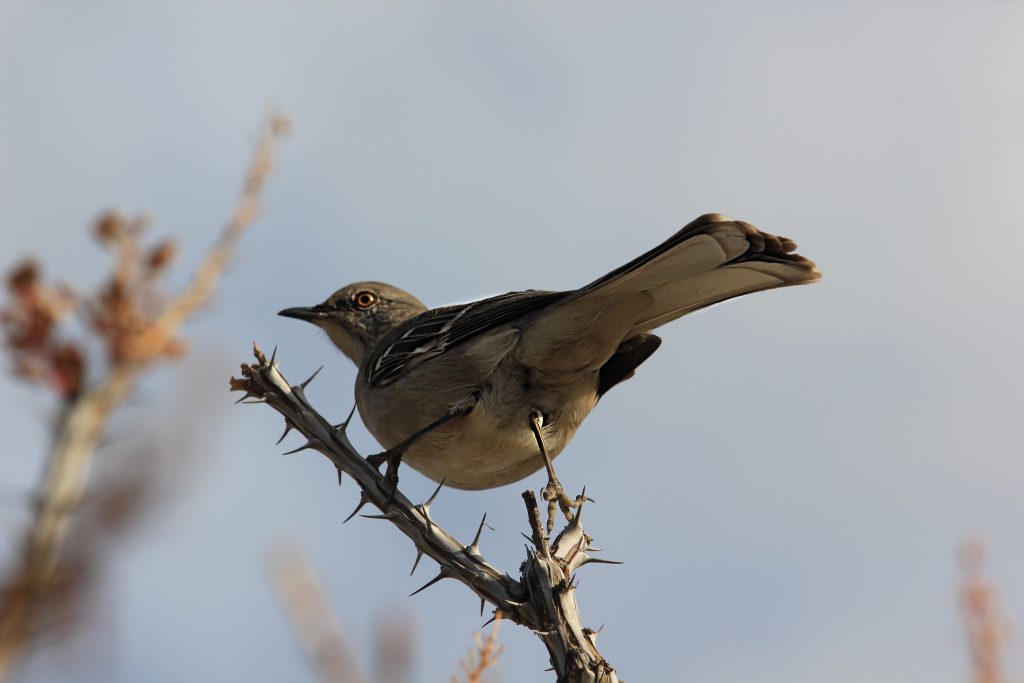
[519,213,820,372]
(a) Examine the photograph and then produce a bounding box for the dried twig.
[960,540,1008,683]
[268,541,367,683]
[231,345,620,683]
[452,613,503,683]
[0,114,289,679]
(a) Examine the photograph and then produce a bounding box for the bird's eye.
[353,291,378,310]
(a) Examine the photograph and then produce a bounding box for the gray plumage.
[279,213,820,490]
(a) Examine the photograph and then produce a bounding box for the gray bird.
[280,213,819,508]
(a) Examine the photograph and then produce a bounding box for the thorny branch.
[0,114,289,679]
[231,345,621,683]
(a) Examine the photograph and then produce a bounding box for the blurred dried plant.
[268,541,370,683]
[0,113,289,680]
[452,614,503,683]
[269,541,500,683]
[960,540,1010,683]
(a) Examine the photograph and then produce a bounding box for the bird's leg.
[529,411,586,533]
[368,394,478,501]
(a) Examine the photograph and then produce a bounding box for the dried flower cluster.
[1,261,81,399]
[0,114,289,681]
[1,211,189,402]
[88,211,184,363]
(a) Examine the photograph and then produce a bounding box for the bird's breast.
[358,361,599,490]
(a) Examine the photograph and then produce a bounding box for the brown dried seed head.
[94,211,128,244]
[7,260,40,295]
[51,343,86,399]
[145,240,178,273]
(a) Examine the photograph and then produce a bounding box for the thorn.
[416,478,446,529]
[240,398,266,404]
[471,513,490,546]
[481,614,497,628]
[336,466,343,487]
[464,513,492,559]
[409,570,448,597]
[300,365,323,389]
[479,597,486,616]
[275,420,295,445]
[424,478,445,509]
[282,440,317,455]
[360,512,393,520]
[520,532,533,543]
[410,550,424,576]
[580,556,623,567]
[569,494,586,528]
[234,393,259,404]
[269,345,278,366]
[343,492,370,523]
[334,404,358,432]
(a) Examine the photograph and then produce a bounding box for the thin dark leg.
[529,412,586,533]
[368,397,477,502]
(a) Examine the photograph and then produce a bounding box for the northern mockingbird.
[280,213,819,518]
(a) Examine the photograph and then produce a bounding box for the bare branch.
[231,345,620,683]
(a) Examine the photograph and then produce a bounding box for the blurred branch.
[0,114,289,680]
[960,540,1008,683]
[268,541,367,683]
[452,614,503,683]
[231,346,620,683]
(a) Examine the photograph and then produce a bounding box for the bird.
[280,213,819,518]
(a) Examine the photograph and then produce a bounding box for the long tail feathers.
[519,213,819,372]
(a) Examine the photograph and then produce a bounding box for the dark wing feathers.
[368,290,567,387]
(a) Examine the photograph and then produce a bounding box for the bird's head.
[278,281,427,366]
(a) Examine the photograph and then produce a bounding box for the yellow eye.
[353,291,378,309]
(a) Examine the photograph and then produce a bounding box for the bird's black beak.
[278,305,327,322]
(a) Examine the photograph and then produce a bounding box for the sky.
[2,1,1023,682]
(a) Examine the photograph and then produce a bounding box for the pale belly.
[359,379,599,490]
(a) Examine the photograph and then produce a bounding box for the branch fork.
[231,343,621,683]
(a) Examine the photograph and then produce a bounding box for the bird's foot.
[540,477,589,533]
[367,447,404,505]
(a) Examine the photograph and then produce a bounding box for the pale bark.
[232,345,621,683]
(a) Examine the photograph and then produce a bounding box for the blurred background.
[2,1,1022,681]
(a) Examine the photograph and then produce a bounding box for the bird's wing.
[518,213,820,374]
[366,289,567,387]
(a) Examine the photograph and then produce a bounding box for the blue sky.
[2,2,1023,681]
